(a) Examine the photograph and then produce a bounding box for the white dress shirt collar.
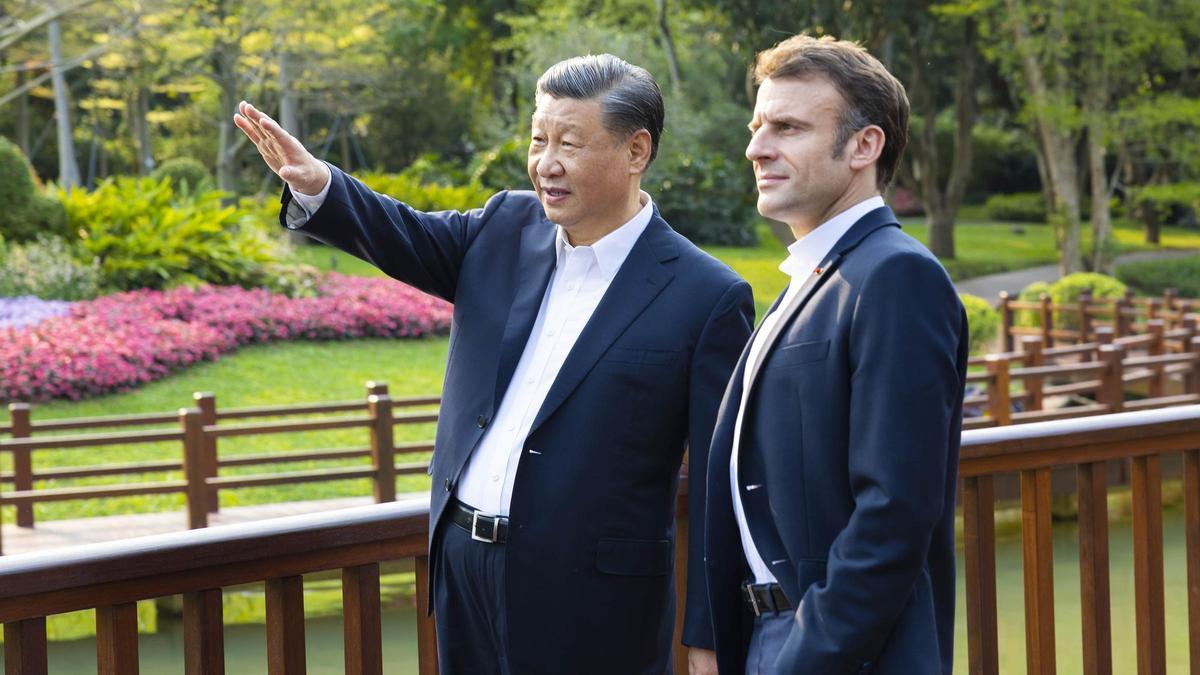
[554,191,654,281]
[777,196,886,279]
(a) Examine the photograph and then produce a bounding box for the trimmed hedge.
[1117,255,1200,297]
[983,192,1046,223]
[960,293,999,354]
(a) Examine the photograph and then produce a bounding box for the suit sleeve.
[279,163,508,303]
[681,278,755,649]
[775,252,966,673]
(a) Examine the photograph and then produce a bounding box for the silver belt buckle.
[744,583,763,617]
[471,510,498,543]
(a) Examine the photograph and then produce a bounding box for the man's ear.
[627,129,653,175]
[848,125,885,171]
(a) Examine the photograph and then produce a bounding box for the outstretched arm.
[233,101,330,197]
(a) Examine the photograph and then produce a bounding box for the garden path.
[954,248,1199,299]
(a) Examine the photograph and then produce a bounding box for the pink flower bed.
[0,274,452,402]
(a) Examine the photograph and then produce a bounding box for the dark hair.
[754,35,909,190]
[536,54,665,164]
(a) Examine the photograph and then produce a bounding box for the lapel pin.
[814,267,823,275]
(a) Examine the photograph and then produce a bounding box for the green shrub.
[357,172,493,213]
[0,235,101,300]
[470,136,530,192]
[0,138,71,242]
[644,151,757,246]
[1015,281,1051,328]
[59,176,279,291]
[150,157,213,193]
[960,293,999,355]
[1048,272,1126,330]
[984,192,1046,223]
[1117,255,1200,297]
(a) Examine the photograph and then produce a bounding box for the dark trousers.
[433,518,511,675]
[745,610,795,675]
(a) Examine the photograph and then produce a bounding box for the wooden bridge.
[1,406,1198,674]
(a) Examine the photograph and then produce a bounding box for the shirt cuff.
[284,173,332,228]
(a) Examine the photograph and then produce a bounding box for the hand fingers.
[233,114,263,145]
[259,116,308,160]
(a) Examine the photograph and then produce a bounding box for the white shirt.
[287,178,655,517]
[731,196,884,584]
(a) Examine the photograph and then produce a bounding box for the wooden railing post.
[9,402,34,528]
[1114,295,1131,338]
[1022,467,1056,675]
[1147,319,1166,398]
[962,476,1000,675]
[183,589,225,675]
[985,357,1012,426]
[1077,462,1112,675]
[193,393,219,514]
[1163,287,1177,314]
[180,408,208,529]
[4,617,48,675]
[1190,336,1200,396]
[343,563,383,675]
[1184,448,1200,673]
[1178,303,1194,332]
[1098,345,1125,413]
[1131,453,1166,674]
[96,602,139,675]
[999,292,1014,353]
[1078,288,1094,343]
[266,576,306,675]
[1146,298,1161,328]
[1040,294,1054,348]
[1095,326,1114,347]
[415,555,439,675]
[366,381,389,398]
[1021,337,1045,412]
[368,395,396,504]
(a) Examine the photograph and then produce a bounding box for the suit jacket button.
[443,478,451,492]
[476,415,487,428]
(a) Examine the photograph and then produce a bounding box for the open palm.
[233,101,330,196]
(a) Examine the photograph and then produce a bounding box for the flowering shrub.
[0,274,451,402]
[0,296,74,329]
[0,235,102,300]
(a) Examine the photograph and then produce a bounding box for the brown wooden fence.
[2,407,1196,674]
[998,287,1198,352]
[0,382,438,555]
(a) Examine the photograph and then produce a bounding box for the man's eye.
[531,137,546,145]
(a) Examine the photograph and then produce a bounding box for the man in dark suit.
[234,54,753,674]
[696,35,968,675]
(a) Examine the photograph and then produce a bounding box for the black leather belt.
[742,581,791,616]
[450,498,509,544]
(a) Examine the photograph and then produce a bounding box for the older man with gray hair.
[235,54,752,674]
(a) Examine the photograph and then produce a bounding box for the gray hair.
[536,54,665,164]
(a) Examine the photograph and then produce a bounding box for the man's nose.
[536,150,564,177]
[745,132,774,163]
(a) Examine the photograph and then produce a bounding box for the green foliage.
[0,138,70,242]
[960,293,999,354]
[253,263,325,299]
[356,172,492,213]
[1016,281,1051,328]
[1117,255,1200,297]
[984,192,1047,223]
[150,157,213,193]
[59,177,279,291]
[646,151,757,246]
[0,235,102,301]
[1048,273,1127,330]
[470,137,530,192]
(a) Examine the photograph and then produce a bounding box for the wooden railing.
[998,287,1198,352]
[3,407,1196,674]
[0,488,694,675]
[960,405,1200,675]
[0,382,439,554]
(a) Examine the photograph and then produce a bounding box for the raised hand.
[233,100,330,196]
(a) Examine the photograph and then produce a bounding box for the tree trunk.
[655,0,683,95]
[1003,0,1083,274]
[48,18,80,188]
[213,48,240,199]
[279,52,299,136]
[1087,124,1113,273]
[16,69,31,156]
[128,87,154,174]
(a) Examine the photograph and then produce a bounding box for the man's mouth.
[542,187,571,203]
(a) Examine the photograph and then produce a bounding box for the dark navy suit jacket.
[703,207,968,674]
[283,166,753,674]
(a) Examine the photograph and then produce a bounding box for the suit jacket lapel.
[527,217,677,435]
[743,206,901,395]
[493,220,557,405]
